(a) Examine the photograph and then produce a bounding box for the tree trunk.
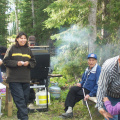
[14,0,19,34]
[88,0,97,53]
[31,0,35,28]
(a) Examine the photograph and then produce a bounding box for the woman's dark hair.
[15,32,28,47]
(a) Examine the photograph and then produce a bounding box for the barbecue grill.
[29,48,50,112]
[31,49,50,83]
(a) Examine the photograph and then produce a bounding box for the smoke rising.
[50,25,120,69]
[50,25,90,70]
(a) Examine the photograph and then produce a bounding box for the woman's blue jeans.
[104,96,120,120]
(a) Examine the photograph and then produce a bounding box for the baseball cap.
[87,53,97,60]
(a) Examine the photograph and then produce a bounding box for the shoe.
[59,115,66,119]
[62,112,73,118]
[28,103,34,108]
[28,103,35,109]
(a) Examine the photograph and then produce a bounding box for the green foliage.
[50,25,89,84]
[18,0,57,45]
[0,35,7,46]
[0,0,8,46]
[50,77,67,88]
[106,0,120,32]
[97,0,120,44]
[50,58,87,88]
[50,40,88,86]
[19,0,33,33]
[44,0,90,29]
[61,60,87,81]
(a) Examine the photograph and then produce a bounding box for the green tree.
[95,0,120,64]
[0,0,8,46]
[97,0,120,44]
[44,0,120,64]
[44,0,90,29]
[18,0,57,45]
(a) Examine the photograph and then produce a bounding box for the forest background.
[0,0,120,119]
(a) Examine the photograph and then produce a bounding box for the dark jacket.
[80,64,101,97]
[3,44,36,83]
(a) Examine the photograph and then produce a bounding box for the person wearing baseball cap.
[59,53,101,118]
[87,53,97,60]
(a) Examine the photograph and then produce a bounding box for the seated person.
[60,53,101,118]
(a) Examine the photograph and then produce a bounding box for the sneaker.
[62,112,73,118]
[28,103,34,108]
[59,115,66,119]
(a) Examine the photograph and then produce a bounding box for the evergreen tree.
[19,0,57,45]
[0,0,8,46]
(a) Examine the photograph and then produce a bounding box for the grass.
[1,96,104,120]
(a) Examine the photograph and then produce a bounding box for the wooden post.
[7,88,13,117]
[5,87,8,111]
[3,80,13,117]
[7,102,13,116]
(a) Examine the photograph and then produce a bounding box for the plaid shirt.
[96,55,120,110]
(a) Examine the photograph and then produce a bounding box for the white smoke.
[50,25,90,69]
[50,25,120,69]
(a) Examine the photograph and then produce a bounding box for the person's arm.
[3,46,18,67]
[27,48,36,69]
[99,108,113,120]
[104,100,120,115]
[84,94,90,101]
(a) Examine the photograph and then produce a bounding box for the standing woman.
[3,32,36,120]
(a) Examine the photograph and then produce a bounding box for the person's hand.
[84,94,90,101]
[23,61,29,66]
[76,83,81,87]
[17,61,23,66]
[0,59,3,65]
[103,97,109,102]
[99,108,113,120]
